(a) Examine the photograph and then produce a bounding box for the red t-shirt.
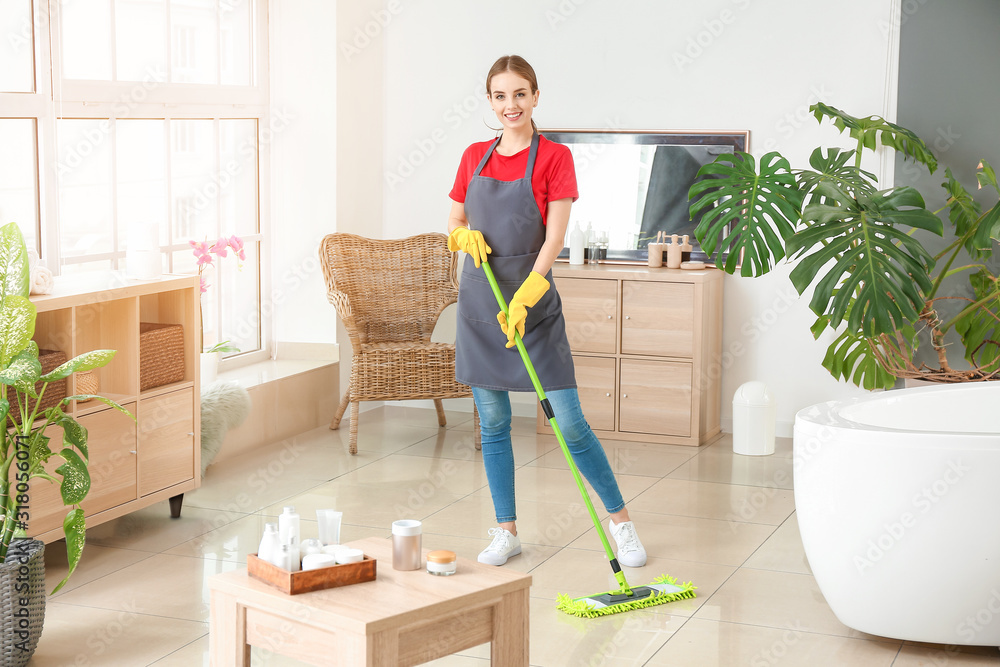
[449,134,578,225]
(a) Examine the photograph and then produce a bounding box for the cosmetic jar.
[335,547,364,564]
[300,538,324,557]
[426,550,457,576]
[391,520,423,571]
[301,553,338,571]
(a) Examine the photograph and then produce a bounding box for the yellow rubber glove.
[447,226,492,268]
[497,271,550,348]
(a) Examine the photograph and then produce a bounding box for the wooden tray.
[247,553,377,595]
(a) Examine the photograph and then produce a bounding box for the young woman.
[447,55,647,568]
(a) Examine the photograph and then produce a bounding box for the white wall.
[371,0,905,431]
[288,1,902,429]
[269,0,340,349]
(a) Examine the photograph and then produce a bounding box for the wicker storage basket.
[1,539,46,666]
[6,349,67,424]
[76,370,99,402]
[139,322,185,391]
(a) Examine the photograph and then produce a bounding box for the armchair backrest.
[319,233,459,345]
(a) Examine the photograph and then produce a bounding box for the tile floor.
[29,406,1000,666]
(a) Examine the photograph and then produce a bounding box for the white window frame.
[14,0,272,367]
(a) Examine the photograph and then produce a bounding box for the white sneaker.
[609,518,647,567]
[477,527,521,566]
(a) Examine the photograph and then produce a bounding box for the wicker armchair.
[319,232,480,455]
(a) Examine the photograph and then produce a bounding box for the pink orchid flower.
[209,237,229,258]
[228,235,246,261]
[189,239,211,258]
[199,276,209,293]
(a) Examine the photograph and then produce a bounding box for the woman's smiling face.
[488,70,538,132]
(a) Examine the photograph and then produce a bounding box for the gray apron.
[455,132,577,392]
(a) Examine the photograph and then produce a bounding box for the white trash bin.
[732,381,775,456]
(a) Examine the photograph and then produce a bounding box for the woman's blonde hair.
[486,55,539,133]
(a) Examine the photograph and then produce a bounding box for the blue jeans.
[471,386,626,524]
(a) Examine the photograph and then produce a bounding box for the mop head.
[555,574,697,618]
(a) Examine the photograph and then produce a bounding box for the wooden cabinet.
[23,274,201,543]
[138,388,196,497]
[539,265,723,446]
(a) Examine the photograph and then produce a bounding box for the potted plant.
[0,222,129,665]
[190,236,244,384]
[689,103,1000,388]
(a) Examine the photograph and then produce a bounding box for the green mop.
[480,259,697,618]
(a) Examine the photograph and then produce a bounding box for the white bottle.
[276,543,299,572]
[257,522,280,566]
[278,506,301,569]
[569,222,584,265]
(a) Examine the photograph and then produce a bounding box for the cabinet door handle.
[624,315,630,320]
[187,432,195,436]
[622,394,628,399]
[605,392,611,397]
[129,450,137,455]
[607,315,612,319]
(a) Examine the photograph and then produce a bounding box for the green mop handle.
[480,259,633,596]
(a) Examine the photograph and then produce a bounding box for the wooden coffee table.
[209,536,531,666]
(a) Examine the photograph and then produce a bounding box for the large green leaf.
[55,414,88,461]
[51,508,85,594]
[820,328,899,390]
[788,184,942,337]
[942,167,988,259]
[0,223,29,302]
[972,200,1000,250]
[795,147,878,203]
[810,103,938,173]
[55,448,90,505]
[27,431,52,471]
[41,349,116,383]
[689,151,804,276]
[953,269,1000,373]
[0,341,41,397]
[977,159,999,194]
[0,295,36,368]
[60,394,134,420]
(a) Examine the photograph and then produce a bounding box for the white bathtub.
[794,382,1000,646]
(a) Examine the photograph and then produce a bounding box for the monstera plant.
[689,103,1000,389]
[0,222,130,593]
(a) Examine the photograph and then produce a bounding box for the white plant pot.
[200,352,219,387]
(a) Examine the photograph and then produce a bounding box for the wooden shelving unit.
[23,273,201,542]
[537,263,724,446]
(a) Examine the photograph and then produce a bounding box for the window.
[0,0,268,361]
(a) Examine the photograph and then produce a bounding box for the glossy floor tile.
[645,617,901,667]
[35,405,991,666]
